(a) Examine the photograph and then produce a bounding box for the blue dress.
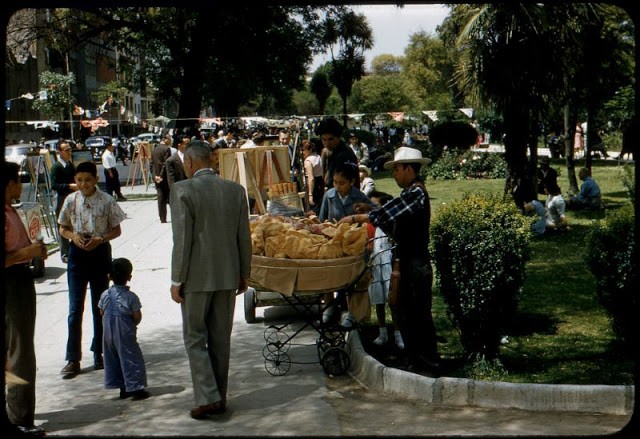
[98,286,147,392]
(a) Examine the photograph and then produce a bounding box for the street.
[27,185,632,436]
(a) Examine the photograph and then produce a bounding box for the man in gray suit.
[169,140,251,419]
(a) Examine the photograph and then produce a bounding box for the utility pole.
[65,52,74,141]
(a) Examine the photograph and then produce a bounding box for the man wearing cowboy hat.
[341,146,441,374]
[536,156,558,196]
[358,164,375,197]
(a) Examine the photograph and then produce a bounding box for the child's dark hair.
[333,161,359,183]
[1,162,20,188]
[369,190,393,205]
[75,160,98,177]
[110,258,133,285]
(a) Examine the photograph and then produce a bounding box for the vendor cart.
[246,253,368,377]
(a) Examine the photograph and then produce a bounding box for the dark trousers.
[4,264,37,427]
[396,258,438,361]
[104,167,122,197]
[65,242,112,362]
[155,181,170,222]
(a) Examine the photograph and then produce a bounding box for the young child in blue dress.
[98,258,149,400]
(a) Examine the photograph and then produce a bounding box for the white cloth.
[368,227,392,305]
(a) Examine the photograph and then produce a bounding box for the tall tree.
[401,31,456,111]
[320,7,373,126]
[309,63,333,115]
[19,6,326,133]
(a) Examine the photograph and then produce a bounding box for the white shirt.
[102,149,116,169]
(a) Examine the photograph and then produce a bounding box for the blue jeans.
[66,242,112,362]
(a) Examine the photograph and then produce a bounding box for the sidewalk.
[27,182,634,436]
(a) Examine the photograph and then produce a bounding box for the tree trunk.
[174,16,209,135]
[563,104,579,194]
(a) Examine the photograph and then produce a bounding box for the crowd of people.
[525,156,603,237]
[4,116,445,433]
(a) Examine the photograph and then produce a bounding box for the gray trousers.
[181,290,235,406]
[4,264,37,427]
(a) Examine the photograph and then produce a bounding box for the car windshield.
[4,145,32,157]
[85,138,105,146]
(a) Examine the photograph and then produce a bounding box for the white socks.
[394,330,405,349]
[373,327,388,345]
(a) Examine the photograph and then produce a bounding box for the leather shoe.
[131,389,151,400]
[94,354,104,370]
[61,361,80,376]
[17,425,46,436]
[190,401,226,419]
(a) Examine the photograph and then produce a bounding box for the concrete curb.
[346,330,634,416]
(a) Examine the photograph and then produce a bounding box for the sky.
[311,3,451,71]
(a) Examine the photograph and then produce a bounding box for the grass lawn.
[361,159,635,385]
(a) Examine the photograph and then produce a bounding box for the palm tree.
[320,8,373,127]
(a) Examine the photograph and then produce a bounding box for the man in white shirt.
[101,142,126,201]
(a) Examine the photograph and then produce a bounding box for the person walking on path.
[151,136,172,223]
[3,162,48,437]
[98,258,150,401]
[57,161,126,378]
[50,141,77,262]
[340,146,441,374]
[169,141,251,419]
[102,142,126,201]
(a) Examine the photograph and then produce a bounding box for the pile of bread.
[250,214,367,259]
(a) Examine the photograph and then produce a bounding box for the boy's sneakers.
[340,311,357,329]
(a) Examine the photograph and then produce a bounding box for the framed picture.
[72,149,94,167]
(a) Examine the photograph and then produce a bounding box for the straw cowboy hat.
[384,146,431,170]
[358,164,371,176]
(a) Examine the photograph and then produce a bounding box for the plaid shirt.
[368,183,426,231]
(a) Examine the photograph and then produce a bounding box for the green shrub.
[425,150,507,180]
[585,205,637,349]
[431,194,530,360]
[619,165,635,205]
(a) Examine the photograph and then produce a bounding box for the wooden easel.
[126,142,151,189]
[229,151,266,214]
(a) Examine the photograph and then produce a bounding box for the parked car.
[84,135,112,161]
[43,139,77,151]
[4,144,33,183]
[135,133,161,145]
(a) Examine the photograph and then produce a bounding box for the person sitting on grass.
[544,180,570,232]
[523,199,546,237]
[567,167,603,210]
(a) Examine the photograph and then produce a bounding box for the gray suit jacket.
[170,169,251,293]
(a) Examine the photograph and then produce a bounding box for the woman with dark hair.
[544,180,569,231]
[302,138,324,215]
[318,161,374,222]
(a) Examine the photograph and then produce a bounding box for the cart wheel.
[265,330,291,353]
[264,351,291,376]
[321,346,350,376]
[320,328,346,347]
[244,287,257,323]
